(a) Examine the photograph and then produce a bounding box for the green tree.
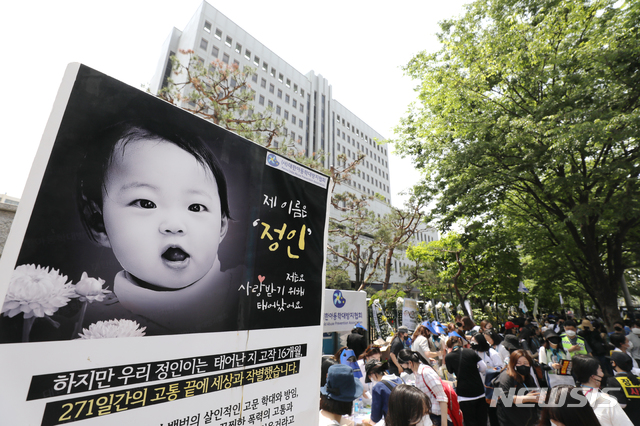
[407,222,522,315]
[395,0,640,328]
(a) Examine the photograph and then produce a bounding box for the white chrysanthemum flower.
[73,272,110,303]
[77,319,146,339]
[1,264,76,318]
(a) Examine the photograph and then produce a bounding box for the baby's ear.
[219,215,229,243]
[83,200,111,248]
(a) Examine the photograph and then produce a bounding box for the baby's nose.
[159,217,185,234]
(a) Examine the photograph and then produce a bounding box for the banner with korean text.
[322,289,368,333]
[0,64,330,425]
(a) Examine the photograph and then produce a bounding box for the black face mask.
[470,343,480,351]
[515,365,530,376]
[615,326,623,332]
[403,367,413,375]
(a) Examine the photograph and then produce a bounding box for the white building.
[150,1,437,286]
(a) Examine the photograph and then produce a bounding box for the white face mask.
[550,420,565,426]
[565,330,576,337]
[632,328,640,335]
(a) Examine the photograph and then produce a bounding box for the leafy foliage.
[395,0,640,327]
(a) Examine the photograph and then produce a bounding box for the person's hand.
[569,345,581,352]
[552,363,561,370]
[523,391,541,403]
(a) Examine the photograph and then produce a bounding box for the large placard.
[0,64,330,425]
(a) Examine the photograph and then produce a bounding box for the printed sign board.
[322,289,367,333]
[0,64,330,425]
[402,298,418,332]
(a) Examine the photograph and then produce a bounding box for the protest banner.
[0,64,330,425]
[402,298,418,332]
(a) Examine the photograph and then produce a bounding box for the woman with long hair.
[397,349,452,426]
[412,324,439,361]
[484,329,509,366]
[445,335,487,426]
[538,329,575,388]
[537,385,601,426]
[386,384,432,426]
[493,349,540,426]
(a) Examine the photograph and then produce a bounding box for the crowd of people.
[320,315,640,425]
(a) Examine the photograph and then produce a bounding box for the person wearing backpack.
[363,359,403,425]
[397,349,463,426]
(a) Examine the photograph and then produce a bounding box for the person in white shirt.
[571,354,633,426]
[627,320,640,361]
[538,329,575,388]
[610,333,640,375]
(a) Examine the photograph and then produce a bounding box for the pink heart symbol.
[258,275,265,283]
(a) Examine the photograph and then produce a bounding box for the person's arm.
[438,401,448,426]
[389,351,403,374]
[477,359,487,374]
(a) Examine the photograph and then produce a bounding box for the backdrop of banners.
[0,64,330,425]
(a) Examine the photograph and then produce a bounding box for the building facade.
[150,2,437,285]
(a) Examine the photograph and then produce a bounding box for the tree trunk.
[383,248,394,291]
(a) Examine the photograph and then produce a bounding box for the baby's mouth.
[162,247,189,262]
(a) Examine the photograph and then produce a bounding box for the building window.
[233,59,239,67]
[277,89,282,99]
[204,21,212,33]
[291,131,296,140]
[235,43,242,54]
[225,36,232,47]
[301,89,305,97]
[292,99,297,108]
[254,55,260,66]
[299,119,303,128]
[214,28,222,40]
[285,94,290,103]
[286,79,291,88]
[278,73,283,83]
[284,110,289,119]
[293,84,298,93]
[300,104,304,113]
[211,45,219,58]
[268,100,273,108]
[276,105,281,115]
[292,114,296,124]
[259,95,265,105]
[270,68,276,77]
[269,84,274,94]
[261,78,266,88]
[298,136,303,144]
[245,49,251,60]
[199,38,208,51]
[262,62,268,72]
[252,74,258,82]
[222,53,229,64]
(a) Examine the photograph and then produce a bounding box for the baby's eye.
[132,199,156,209]
[188,204,208,212]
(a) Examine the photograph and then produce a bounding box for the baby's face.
[100,138,225,289]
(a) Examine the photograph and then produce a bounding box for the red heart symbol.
[258,275,265,283]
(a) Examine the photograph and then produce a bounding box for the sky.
[0,0,469,207]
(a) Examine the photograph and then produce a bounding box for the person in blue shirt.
[364,359,403,424]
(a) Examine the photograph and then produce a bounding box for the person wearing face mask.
[627,320,640,361]
[571,354,633,426]
[610,320,629,336]
[537,385,603,426]
[363,359,403,425]
[560,320,592,356]
[386,384,433,426]
[412,323,440,362]
[389,326,410,376]
[493,350,541,426]
[609,333,640,375]
[445,334,488,426]
[605,352,640,424]
[538,330,576,388]
[397,349,457,426]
